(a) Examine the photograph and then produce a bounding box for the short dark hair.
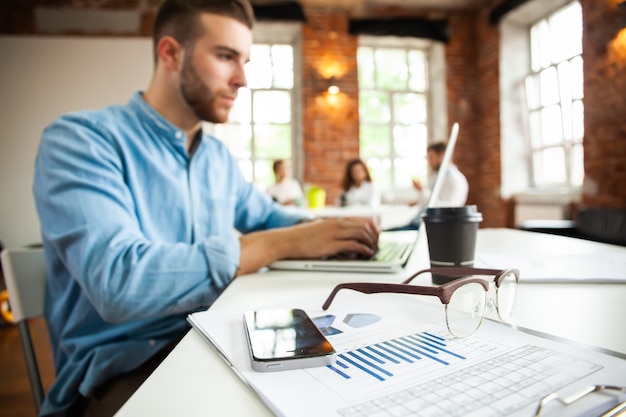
[272,159,285,174]
[152,0,255,63]
[427,142,446,154]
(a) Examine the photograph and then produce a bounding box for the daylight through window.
[525,1,584,187]
[210,31,299,190]
[358,42,430,193]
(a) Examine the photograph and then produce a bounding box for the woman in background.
[339,159,380,207]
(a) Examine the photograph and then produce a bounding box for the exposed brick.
[2,0,624,221]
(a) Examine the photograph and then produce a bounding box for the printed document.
[188,292,626,417]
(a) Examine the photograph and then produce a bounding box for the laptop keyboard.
[374,241,411,262]
[322,241,411,262]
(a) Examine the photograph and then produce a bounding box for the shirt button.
[149,339,156,346]
[175,131,183,139]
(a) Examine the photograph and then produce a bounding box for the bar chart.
[327,331,466,381]
[304,320,506,403]
[187,299,619,417]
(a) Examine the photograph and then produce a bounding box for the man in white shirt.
[388,142,468,230]
[266,159,305,206]
[413,142,469,208]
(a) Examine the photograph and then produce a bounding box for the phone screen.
[243,308,335,362]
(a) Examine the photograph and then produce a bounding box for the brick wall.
[2,0,625,227]
[451,4,507,228]
[299,5,509,227]
[301,8,359,205]
[580,0,626,207]
[445,10,499,226]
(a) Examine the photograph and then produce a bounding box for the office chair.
[0,246,47,413]
[520,206,626,247]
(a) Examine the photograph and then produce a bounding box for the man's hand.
[285,217,379,260]
[412,178,423,191]
[236,217,379,276]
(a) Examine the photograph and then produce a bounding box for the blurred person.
[266,159,305,206]
[412,142,468,207]
[32,1,379,416]
[339,159,380,207]
[388,141,468,231]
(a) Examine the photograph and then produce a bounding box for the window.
[525,2,584,187]
[357,36,447,195]
[500,0,583,198]
[205,23,301,190]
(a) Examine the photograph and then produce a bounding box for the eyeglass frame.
[534,384,626,417]
[320,267,520,336]
[322,267,519,309]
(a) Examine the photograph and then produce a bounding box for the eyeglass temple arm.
[402,267,505,284]
[321,282,444,310]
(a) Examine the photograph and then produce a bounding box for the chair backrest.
[576,206,626,246]
[1,247,46,321]
[0,246,47,412]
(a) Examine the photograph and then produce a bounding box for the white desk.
[115,228,626,417]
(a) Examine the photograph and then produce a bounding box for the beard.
[179,53,231,124]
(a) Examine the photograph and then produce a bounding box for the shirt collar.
[128,91,188,145]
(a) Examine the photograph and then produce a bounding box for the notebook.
[269,122,460,273]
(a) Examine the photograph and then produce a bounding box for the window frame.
[203,22,303,188]
[357,35,447,196]
[499,0,583,200]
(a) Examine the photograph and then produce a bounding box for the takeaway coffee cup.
[422,205,483,285]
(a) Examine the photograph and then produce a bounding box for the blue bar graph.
[327,331,467,381]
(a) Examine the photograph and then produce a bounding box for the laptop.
[269,122,460,273]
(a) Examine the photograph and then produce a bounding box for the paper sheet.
[476,252,626,283]
[188,292,626,417]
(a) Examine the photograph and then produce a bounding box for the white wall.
[0,36,152,248]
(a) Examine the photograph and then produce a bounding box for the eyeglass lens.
[496,271,518,322]
[445,282,486,338]
[444,270,518,338]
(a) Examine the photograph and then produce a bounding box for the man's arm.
[34,114,238,322]
[412,178,432,207]
[236,217,379,276]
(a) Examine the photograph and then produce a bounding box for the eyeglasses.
[321,267,519,338]
[534,384,626,417]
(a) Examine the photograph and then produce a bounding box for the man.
[387,141,468,231]
[412,142,469,208]
[266,159,305,206]
[33,1,378,416]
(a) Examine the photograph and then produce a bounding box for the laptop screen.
[425,122,459,209]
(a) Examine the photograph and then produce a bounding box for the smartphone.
[243,308,336,372]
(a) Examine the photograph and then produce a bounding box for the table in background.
[115,228,626,417]
[305,204,418,230]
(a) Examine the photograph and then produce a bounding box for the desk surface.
[115,228,626,417]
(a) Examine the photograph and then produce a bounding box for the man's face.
[275,162,287,181]
[179,13,252,124]
[427,150,444,171]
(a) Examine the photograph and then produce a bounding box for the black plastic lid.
[421,205,483,223]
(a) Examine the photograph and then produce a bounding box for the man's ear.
[156,36,184,71]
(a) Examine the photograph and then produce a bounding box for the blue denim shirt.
[33,92,306,415]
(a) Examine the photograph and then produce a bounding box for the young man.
[33,1,378,415]
[266,159,305,206]
[387,142,468,231]
[412,142,469,208]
